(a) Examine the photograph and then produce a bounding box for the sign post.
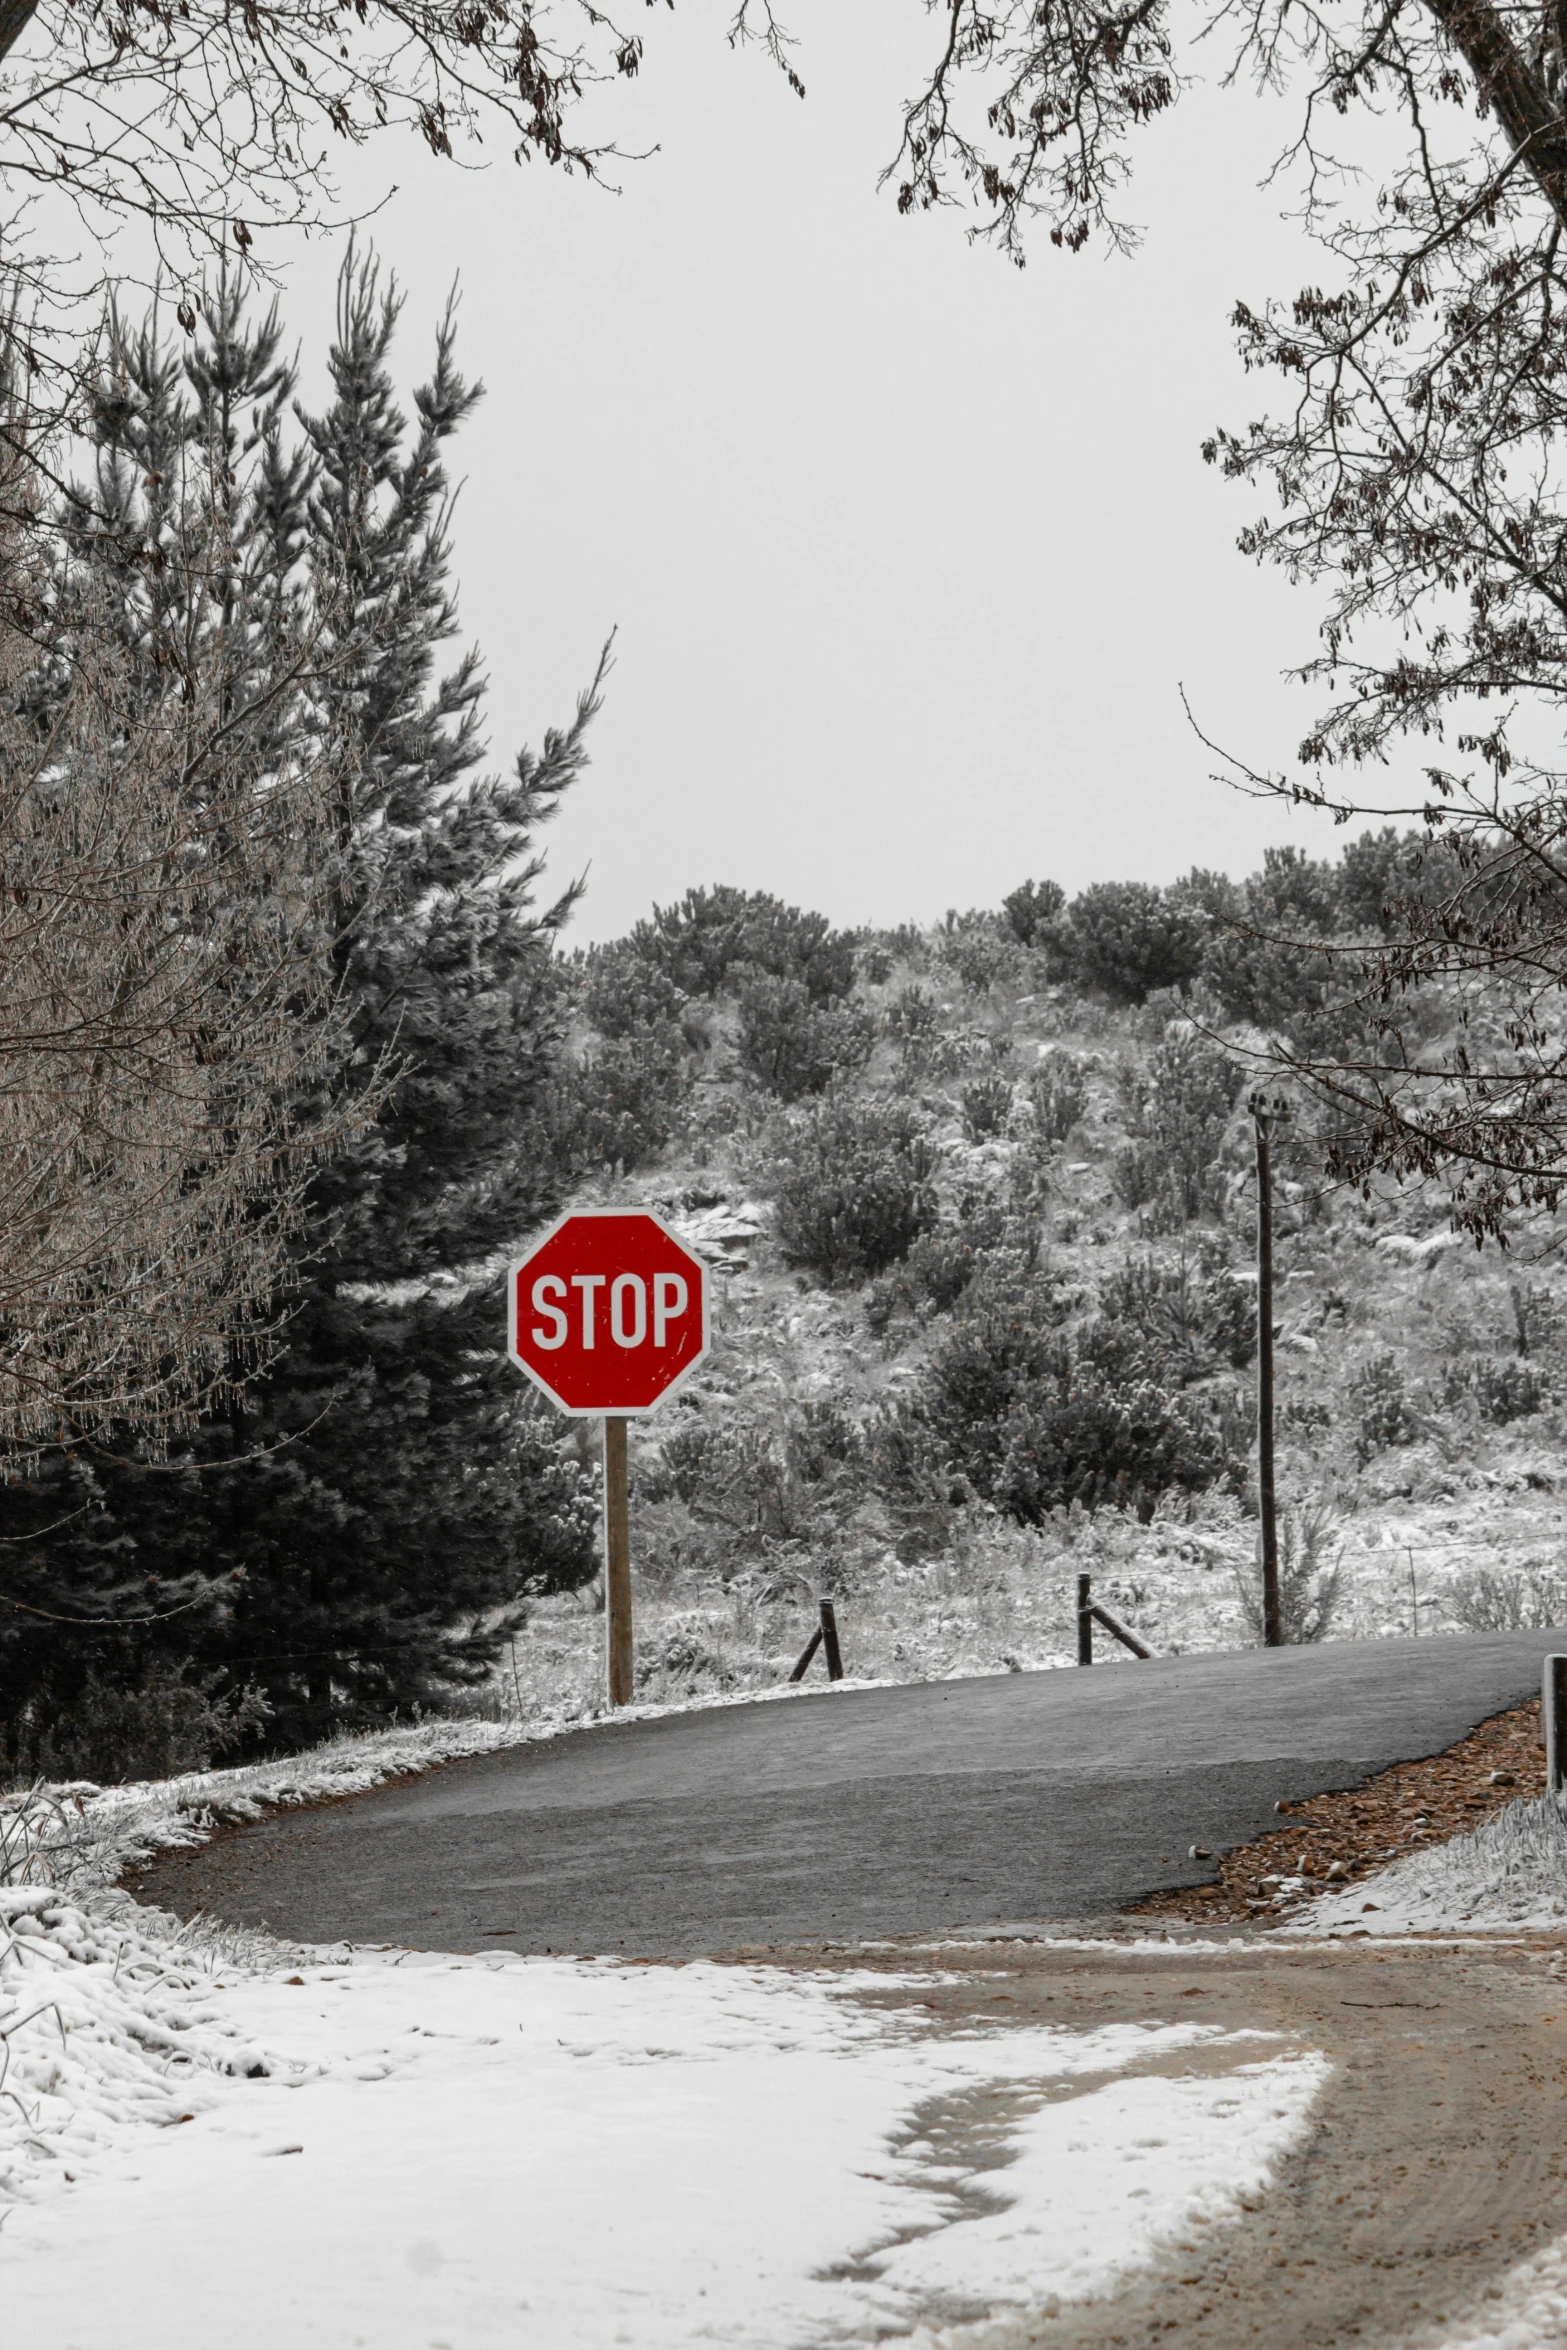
[506,1210,709,1707]
[603,1415,632,1706]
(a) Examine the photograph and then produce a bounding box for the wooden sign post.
[603,1415,633,1708]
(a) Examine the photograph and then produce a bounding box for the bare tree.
[874,0,1567,1236]
[0,401,376,1455]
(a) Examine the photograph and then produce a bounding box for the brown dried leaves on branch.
[0,0,658,284]
[877,1,1567,1230]
[0,476,374,1458]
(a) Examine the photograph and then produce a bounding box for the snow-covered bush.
[3,1661,271,1788]
[1112,1032,1237,1229]
[771,1097,939,1284]
[1348,1350,1420,1464]
[1231,1501,1344,1644]
[960,1071,1014,1141]
[1060,881,1206,1006]
[1088,1248,1255,1387]
[1028,1049,1087,1144]
[580,938,689,1039]
[734,967,875,1101]
[1446,1564,1567,1632]
[920,1272,1241,1523]
[630,885,855,1002]
[1441,1355,1546,1423]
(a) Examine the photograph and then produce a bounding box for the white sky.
[150,5,1430,939]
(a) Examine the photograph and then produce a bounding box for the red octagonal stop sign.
[506,1209,709,1416]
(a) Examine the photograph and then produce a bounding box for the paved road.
[134,1632,1563,1955]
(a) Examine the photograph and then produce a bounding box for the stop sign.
[505,1209,709,1416]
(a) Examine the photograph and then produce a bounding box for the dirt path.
[794,1930,1567,2349]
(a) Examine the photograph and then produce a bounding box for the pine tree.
[0,255,600,1773]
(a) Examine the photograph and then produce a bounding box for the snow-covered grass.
[0,1913,1329,2347]
[0,1886,284,2203]
[1302,1792,1567,1935]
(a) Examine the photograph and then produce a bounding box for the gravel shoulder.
[1133,1696,1549,1929]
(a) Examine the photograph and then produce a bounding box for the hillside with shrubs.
[504,850,1567,1724]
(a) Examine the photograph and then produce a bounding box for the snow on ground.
[1404,2232,1567,2350]
[0,1906,1328,2348]
[1302,1793,1567,1935]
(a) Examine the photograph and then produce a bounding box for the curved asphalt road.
[133,1631,1564,1955]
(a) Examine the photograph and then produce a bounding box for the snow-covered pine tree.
[0,255,599,1772]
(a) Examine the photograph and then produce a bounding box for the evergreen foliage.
[0,257,600,1768]
[772,1097,939,1284]
[920,1273,1239,1523]
[631,886,856,1002]
[734,968,875,1102]
[1000,877,1065,946]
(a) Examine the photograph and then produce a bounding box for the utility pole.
[1249,1087,1289,1648]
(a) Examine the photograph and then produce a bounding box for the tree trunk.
[0,0,38,64]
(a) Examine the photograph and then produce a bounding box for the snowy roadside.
[0,1900,1328,2348]
[0,1710,1335,2346]
[1299,1791,1567,1936]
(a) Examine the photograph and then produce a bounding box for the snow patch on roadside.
[1403,2230,1567,2350]
[1301,1794,1567,1935]
[0,1940,1328,2346]
[0,1888,293,2202]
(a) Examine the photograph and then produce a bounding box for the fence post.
[1077,1572,1093,1666]
[819,1600,844,1682]
[1547,1654,1567,1796]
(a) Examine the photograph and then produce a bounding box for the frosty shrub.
[937,911,1022,993]
[1060,882,1206,1006]
[886,984,961,1079]
[1510,1280,1560,1357]
[921,1273,1238,1522]
[1029,1050,1087,1144]
[1088,1249,1255,1386]
[1001,877,1066,946]
[1446,1564,1567,1631]
[0,1783,90,1887]
[772,1098,940,1284]
[864,1216,1002,1331]
[0,1659,270,1784]
[633,1614,736,1694]
[639,1419,716,1506]
[734,967,875,1102]
[961,1072,1015,1140]
[639,1402,868,1578]
[992,1375,1235,1523]
[580,940,688,1040]
[554,1023,686,1172]
[1441,1357,1546,1423]
[1232,1501,1344,1644]
[1194,848,1348,1032]
[1348,1351,1419,1464]
[1112,1033,1237,1228]
[630,885,855,1002]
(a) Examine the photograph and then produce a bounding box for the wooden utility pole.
[1249,1089,1286,1648]
[603,1415,633,1706]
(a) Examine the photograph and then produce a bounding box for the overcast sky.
[259,2,1410,943]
